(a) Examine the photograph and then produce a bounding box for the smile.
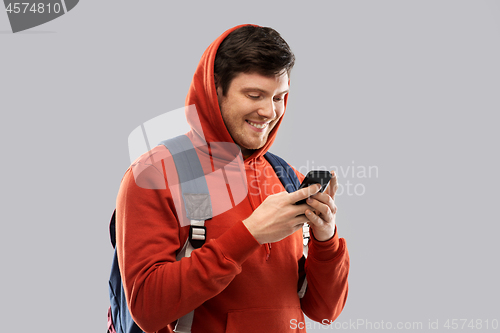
[246,120,269,129]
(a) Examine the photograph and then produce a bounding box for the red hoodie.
[116,24,349,333]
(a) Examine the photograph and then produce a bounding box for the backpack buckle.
[189,225,206,249]
[303,223,310,246]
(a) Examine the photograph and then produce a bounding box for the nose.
[257,98,276,120]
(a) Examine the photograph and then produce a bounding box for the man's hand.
[243,184,322,244]
[304,171,338,242]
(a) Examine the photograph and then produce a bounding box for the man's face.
[217,71,289,157]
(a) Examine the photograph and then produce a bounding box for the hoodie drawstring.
[265,243,272,261]
[247,159,272,261]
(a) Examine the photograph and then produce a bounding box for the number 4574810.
[443,319,499,330]
[5,3,62,14]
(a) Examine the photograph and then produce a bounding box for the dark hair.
[214,25,295,95]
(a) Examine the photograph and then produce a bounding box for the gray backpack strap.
[160,135,212,221]
[159,135,213,333]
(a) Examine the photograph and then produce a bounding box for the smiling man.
[115,24,349,333]
[217,71,289,158]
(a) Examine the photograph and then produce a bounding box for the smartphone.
[295,170,332,205]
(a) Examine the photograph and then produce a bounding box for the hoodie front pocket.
[225,307,304,333]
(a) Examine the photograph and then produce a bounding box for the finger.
[307,197,335,225]
[290,183,322,204]
[310,191,331,204]
[310,191,335,212]
[327,171,338,199]
[291,214,309,227]
[305,209,324,227]
[306,196,330,218]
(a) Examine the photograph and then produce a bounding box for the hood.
[185,24,290,160]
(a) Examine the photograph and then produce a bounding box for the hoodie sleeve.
[301,230,350,323]
[116,162,260,333]
[291,166,350,323]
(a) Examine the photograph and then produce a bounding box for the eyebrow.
[241,87,289,96]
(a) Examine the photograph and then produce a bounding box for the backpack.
[107,135,308,333]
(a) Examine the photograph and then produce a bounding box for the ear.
[214,74,220,90]
[214,74,222,98]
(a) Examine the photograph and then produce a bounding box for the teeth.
[247,121,268,129]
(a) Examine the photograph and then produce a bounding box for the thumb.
[328,171,338,200]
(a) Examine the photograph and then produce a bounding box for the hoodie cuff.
[215,220,261,265]
[309,226,341,262]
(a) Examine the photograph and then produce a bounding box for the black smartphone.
[295,170,332,205]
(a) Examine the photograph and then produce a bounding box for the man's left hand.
[304,171,338,242]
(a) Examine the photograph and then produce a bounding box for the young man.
[116,24,349,333]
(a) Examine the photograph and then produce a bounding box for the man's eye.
[248,95,260,99]
[274,97,283,102]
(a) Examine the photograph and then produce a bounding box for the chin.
[244,143,265,152]
[238,135,269,153]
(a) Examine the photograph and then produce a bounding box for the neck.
[239,146,254,160]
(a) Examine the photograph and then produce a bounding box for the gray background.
[1,0,499,332]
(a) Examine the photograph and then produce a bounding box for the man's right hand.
[242,184,322,244]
